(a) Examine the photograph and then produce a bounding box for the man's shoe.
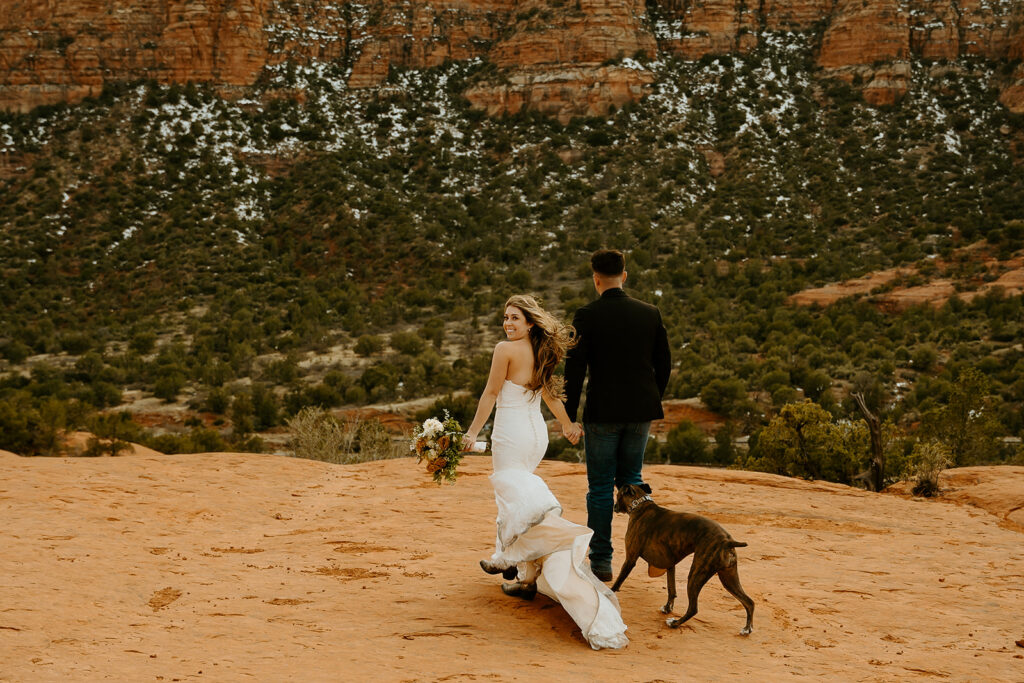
[591,566,613,582]
[501,581,537,600]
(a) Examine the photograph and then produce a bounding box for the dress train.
[486,380,628,650]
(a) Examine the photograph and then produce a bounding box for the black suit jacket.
[564,288,671,423]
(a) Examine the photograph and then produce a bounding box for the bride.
[463,295,628,650]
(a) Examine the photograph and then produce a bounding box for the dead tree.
[852,392,884,492]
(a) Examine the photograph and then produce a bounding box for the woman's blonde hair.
[505,294,576,399]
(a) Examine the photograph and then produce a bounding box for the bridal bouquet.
[410,411,465,484]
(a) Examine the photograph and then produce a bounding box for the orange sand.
[1,450,1021,680]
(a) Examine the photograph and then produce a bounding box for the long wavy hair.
[505,294,576,399]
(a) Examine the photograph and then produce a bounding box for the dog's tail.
[728,541,748,548]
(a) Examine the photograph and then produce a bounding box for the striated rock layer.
[1,0,1023,119]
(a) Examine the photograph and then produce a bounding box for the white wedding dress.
[485,380,628,650]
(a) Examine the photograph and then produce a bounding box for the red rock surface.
[789,249,1024,312]
[651,398,726,437]
[1,449,1021,679]
[2,0,1022,118]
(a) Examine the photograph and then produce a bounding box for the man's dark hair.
[591,249,625,276]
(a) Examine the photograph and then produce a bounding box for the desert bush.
[287,406,404,464]
[415,394,476,429]
[154,372,185,402]
[145,427,229,454]
[663,420,709,464]
[354,334,384,357]
[908,440,953,497]
[390,330,426,356]
[287,406,348,463]
[920,367,1002,465]
[1,340,31,364]
[81,435,130,457]
[700,377,749,418]
[200,386,231,414]
[81,411,141,457]
[129,330,158,355]
[0,392,71,456]
[546,435,583,462]
[348,419,405,462]
[249,382,281,430]
[712,422,738,466]
[743,400,863,483]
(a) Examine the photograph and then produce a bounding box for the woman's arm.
[463,343,511,446]
[542,387,582,445]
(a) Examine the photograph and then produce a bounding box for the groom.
[564,249,672,582]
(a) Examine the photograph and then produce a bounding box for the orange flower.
[437,435,451,451]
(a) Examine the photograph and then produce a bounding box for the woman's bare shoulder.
[495,338,531,351]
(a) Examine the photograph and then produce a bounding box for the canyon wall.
[1,0,1022,120]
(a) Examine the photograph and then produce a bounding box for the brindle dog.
[610,484,754,635]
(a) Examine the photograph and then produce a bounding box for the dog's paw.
[740,626,752,636]
[660,605,673,614]
[666,618,681,629]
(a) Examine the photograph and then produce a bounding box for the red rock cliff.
[1,0,1022,119]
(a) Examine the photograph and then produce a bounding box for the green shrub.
[743,400,863,483]
[663,420,708,464]
[287,406,404,464]
[130,331,158,355]
[354,335,384,357]
[145,427,229,454]
[908,440,952,497]
[1,340,31,364]
[700,377,749,417]
[415,394,476,429]
[0,393,68,456]
[287,406,348,463]
[391,330,426,355]
[154,374,185,402]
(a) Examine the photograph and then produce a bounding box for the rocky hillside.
[2,0,1023,468]
[2,0,1023,120]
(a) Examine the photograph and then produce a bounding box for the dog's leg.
[660,564,676,614]
[666,562,715,629]
[610,554,638,592]
[718,564,754,635]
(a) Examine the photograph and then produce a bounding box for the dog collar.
[627,495,653,512]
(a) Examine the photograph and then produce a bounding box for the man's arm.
[563,309,588,422]
[653,310,671,396]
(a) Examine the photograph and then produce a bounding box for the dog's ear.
[639,483,652,494]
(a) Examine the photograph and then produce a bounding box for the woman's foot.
[480,559,519,580]
[501,581,537,600]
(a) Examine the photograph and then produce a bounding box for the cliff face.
[812,0,1024,105]
[0,0,271,109]
[1,0,1022,120]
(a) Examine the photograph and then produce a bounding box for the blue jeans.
[583,421,650,571]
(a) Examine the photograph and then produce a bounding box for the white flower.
[421,418,444,438]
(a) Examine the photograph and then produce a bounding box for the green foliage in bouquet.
[411,410,465,484]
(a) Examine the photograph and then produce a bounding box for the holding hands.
[562,421,583,445]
